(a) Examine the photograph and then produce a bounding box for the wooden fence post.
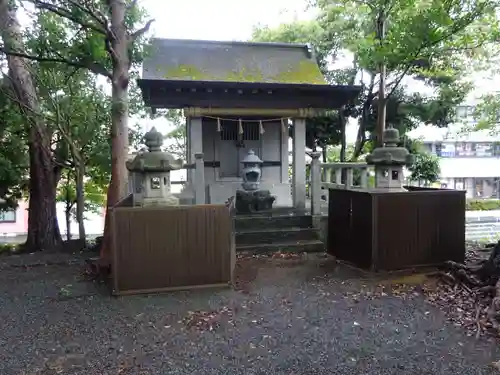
[194,153,205,204]
[310,151,322,215]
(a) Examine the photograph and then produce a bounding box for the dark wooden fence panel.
[375,191,465,270]
[327,190,373,268]
[327,188,465,271]
[350,191,374,269]
[327,190,358,264]
[111,204,235,295]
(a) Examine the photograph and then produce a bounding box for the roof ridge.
[151,37,312,51]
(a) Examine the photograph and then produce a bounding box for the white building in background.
[411,105,500,198]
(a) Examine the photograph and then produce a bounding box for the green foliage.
[0,7,127,219]
[22,1,151,78]
[0,243,18,255]
[253,0,499,156]
[474,92,500,132]
[163,110,186,160]
[327,144,356,162]
[0,80,28,209]
[407,149,441,186]
[466,199,500,211]
[252,20,336,76]
[57,172,106,219]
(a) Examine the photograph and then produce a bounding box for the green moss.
[161,64,210,81]
[272,60,326,84]
[159,60,326,84]
[223,66,265,83]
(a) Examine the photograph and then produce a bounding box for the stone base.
[235,190,276,214]
[140,195,179,206]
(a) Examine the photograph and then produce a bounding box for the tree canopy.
[253,0,499,159]
[0,0,153,256]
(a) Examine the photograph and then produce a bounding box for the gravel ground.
[1,252,500,375]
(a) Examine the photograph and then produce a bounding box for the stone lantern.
[366,126,414,191]
[235,150,275,213]
[241,149,263,191]
[126,127,184,206]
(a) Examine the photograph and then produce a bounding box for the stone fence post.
[310,151,322,215]
[194,153,205,204]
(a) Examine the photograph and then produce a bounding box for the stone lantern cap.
[366,127,414,166]
[126,126,184,172]
[241,150,263,165]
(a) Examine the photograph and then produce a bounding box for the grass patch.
[466,199,500,211]
[0,243,18,255]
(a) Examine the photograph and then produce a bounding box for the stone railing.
[175,153,206,204]
[309,152,374,215]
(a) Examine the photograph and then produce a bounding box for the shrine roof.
[142,38,327,85]
[138,38,361,110]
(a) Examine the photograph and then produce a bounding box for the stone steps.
[235,215,313,232]
[236,227,319,245]
[234,213,324,255]
[236,240,324,255]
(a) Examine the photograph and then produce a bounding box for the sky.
[141,0,315,41]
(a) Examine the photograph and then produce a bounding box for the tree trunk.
[352,78,376,160]
[53,166,63,242]
[100,0,130,266]
[375,10,387,147]
[65,203,72,241]
[64,171,72,241]
[0,0,62,252]
[75,163,86,245]
[353,115,368,160]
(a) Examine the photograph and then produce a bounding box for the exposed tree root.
[435,241,500,337]
[84,256,111,284]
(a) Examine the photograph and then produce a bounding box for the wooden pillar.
[292,118,306,210]
[194,153,205,204]
[188,116,203,183]
[310,151,321,215]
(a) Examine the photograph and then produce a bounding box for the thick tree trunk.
[53,167,63,242]
[0,0,61,252]
[65,204,72,241]
[100,0,130,266]
[375,11,387,147]
[75,163,86,244]
[64,172,72,241]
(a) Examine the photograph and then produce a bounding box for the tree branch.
[127,0,139,11]
[386,61,415,99]
[29,0,106,34]
[0,47,112,78]
[65,0,108,28]
[130,19,154,42]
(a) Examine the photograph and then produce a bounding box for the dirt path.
[0,252,499,374]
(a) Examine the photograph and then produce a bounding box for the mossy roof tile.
[143,38,327,85]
